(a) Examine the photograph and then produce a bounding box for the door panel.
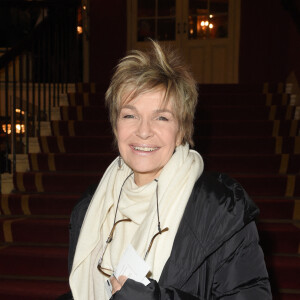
[211,45,227,83]
[188,45,208,82]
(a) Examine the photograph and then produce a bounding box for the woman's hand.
[110,275,128,295]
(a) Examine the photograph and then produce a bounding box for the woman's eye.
[157,116,168,121]
[123,114,135,119]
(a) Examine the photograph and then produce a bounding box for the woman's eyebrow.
[120,106,174,115]
[155,109,174,115]
[120,105,136,111]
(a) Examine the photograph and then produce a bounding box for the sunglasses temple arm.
[144,227,169,260]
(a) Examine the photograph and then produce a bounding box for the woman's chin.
[131,167,163,185]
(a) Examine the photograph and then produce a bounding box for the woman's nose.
[136,119,153,139]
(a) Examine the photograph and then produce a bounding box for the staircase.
[0,82,299,299]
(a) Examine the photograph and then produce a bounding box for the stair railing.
[0,0,82,178]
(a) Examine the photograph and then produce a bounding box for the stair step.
[28,153,115,172]
[236,174,299,197]
[255,198,296,220]
[0,245,68,278]
[0,173,14,194]
[0,217,69,244]
[0,279,69,300]
[258,222,300,254]
[13,171,102,193]
[266,255,300,290]
[204,154,300,174]
[37,136,113,153]
[195,136,299,155]
[195,120,298,137]
[196,105,297,121]
[40,121,52,136]
[273,292,300,300]
[29,137,41,153]
[51,107,62,121]
[9,154,30,173]
[0,193,80,215]
[50,120,112,136]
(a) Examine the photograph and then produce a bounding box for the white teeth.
[133,146,158,152]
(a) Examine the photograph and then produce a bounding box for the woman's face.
[116,88,181,186]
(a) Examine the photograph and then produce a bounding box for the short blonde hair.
[105,40,198,147]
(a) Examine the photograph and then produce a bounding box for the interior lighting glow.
[2,124,25,134]
[77,26,83,34]
[15,108,25,115]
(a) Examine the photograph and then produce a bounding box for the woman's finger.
[110,275,122,294]
[117,275,128,286]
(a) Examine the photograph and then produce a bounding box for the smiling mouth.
[133,146,159,152]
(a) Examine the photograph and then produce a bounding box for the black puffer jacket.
[61,172,272,300]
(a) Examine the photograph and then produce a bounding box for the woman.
[67,41,272,299]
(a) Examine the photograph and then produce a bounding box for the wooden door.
[127,0,240,83]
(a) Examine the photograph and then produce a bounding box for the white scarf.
[69,144,204,300]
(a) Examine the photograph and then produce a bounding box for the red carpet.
[0,246,68,277]
[0,280,70,300]
[0,83,299,299]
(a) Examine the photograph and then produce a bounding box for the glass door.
[188,0,229,40]
[137,0,177,42]
[127,0,182,50]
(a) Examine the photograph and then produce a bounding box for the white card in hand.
[114,244,150,286]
